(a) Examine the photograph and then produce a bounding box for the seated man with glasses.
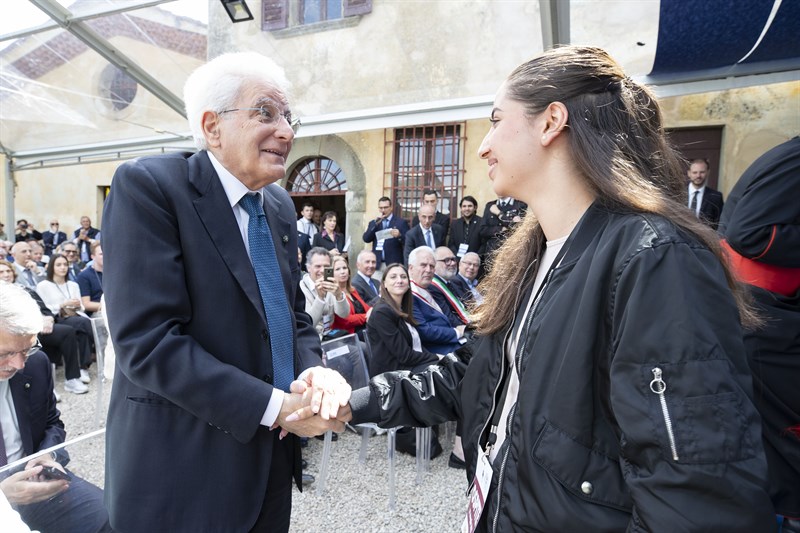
[0,283,110,532]
[428,247,470,328]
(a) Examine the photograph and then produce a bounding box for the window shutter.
[262,0,289,30]
[343,0,372,17]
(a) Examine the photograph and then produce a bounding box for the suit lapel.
[9,373,34,456]
[189,152,267,326]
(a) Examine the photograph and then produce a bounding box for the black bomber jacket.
[350,203,774,532]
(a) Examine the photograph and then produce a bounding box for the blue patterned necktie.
[239,193,295,392]
[425,229,434,249]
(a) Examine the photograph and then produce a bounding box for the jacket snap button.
[581,481,593,495]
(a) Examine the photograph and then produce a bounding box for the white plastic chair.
[316,334,408,509]
[89,316,109,427]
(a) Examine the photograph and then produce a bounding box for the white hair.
[408,246,434,267]
[183,52,292,150]
[356,249,376,263]
[462,252,481,264]
[0,282,43,335]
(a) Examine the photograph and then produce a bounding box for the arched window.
[287,157,347,195]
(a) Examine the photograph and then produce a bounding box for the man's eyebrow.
[254,96,289,109]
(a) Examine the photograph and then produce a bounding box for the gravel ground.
[55,366,467,532]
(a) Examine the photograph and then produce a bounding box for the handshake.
[273,367,354,439]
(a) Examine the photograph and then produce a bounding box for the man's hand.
[274,382,346,438]
[297,367,351,420]
[390,228,400,238]
[0,465,69,505]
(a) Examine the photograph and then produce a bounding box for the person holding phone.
[0,282,110,532]
[299,247,350,339]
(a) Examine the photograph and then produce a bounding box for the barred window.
[385,124,465,222]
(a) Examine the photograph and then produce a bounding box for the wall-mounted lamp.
[220,0,254,23]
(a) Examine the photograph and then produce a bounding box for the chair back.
[320,333,369,390]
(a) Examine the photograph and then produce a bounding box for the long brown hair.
[380,263,417,325]
[474,46,757,335]
[332,255,353,294]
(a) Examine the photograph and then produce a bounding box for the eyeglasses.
[436,257,458,265]
[63,250,78,255]
[50,223,59,226]
[0,338,42,362]
[219,100,301,133]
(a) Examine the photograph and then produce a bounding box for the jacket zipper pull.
[650,367,679,461]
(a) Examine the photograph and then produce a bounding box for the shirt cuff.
[260,389,285,428]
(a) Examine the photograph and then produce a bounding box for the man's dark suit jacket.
[9,351,66,459]
[412,211,450,239]
[403,223,445,265]
[351,273,381,304]
[362,215,409,266]
[103,151,322,532]
[698,186,724,230]
[411,293,461,355]
[42,230,68,256]
[448,215,483,257]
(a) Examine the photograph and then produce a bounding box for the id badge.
[376,239,385,251]
[457,243,469,257]
[461,446,493,533]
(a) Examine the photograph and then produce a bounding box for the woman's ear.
[540,102,569,146]
[201,111,221,148]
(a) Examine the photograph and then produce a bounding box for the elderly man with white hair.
[102,52,349,533]
[0,282,110,532]
[407,246,465,355]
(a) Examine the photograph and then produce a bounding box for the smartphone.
[324,267,334,279]
[41,466,71,481]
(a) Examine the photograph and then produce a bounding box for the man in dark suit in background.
[404,204,445,264]
[41,219,67,257]
[411,189,450,238]
[102,52,348,533]
[0,283,109,532]
[362,196,408,267]
[687,158,724,230]
[448,195,482,259]
[351,250,381,303]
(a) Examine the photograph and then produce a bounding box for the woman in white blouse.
[36,253,94,381]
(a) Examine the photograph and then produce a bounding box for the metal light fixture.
[220,0,254,23]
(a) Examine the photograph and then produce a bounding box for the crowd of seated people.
[0,215,103,398]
